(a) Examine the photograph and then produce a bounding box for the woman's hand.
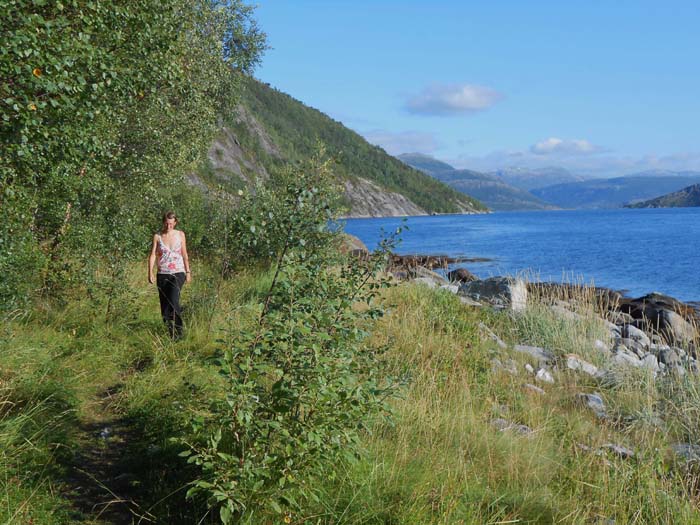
[186,272,192,284]
[148,273,155,284]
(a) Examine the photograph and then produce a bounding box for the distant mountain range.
[626,183,700,208]
[398,153,557,211]
[489,166,588,191]
[531,175,700,209]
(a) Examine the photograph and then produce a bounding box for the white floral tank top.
[157,233,185,274]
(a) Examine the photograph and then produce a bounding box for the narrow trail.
[62,384,152,525]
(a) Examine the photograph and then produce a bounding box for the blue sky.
[254,1,700,176]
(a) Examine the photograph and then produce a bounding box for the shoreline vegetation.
[5,240,700,522]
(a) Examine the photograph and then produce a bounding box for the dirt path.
[62,384,153,525]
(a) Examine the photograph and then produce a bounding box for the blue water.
[343,208,700,302]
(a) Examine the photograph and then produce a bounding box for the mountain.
[625,183,700,208]
[398,153,557,211]
[490,166,587,191]
[623,169,700,178]
[192,78,487,217]
[532,175,700,209]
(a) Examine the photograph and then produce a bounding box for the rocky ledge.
[395,263,700,381]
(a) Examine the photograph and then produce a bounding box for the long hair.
[161,211,178,234]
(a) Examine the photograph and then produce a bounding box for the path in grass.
[62,380,150,525]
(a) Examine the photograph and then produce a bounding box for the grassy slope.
[3,265,700,523]
[226,78,487,214]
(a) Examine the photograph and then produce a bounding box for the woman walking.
[148,211,191,339]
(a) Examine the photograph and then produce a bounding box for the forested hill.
[193,77,487,216]
[625,183,700,208]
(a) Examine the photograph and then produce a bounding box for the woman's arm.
[181,231,191,283]
[148,234,158,284]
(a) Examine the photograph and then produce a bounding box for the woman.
[148,211,191,339]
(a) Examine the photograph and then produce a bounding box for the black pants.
[157,272,186,338]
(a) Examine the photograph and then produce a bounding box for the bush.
[181,155,397,523]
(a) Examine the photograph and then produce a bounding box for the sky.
[253,1,700,177]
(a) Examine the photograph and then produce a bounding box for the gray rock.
[549,304,582,321]
[513,344,555,365]
[612,348,642,368]
[479,322,507,349]
[650,343,671,353]
[565,354,600,377]
[601,443,635,459]
[447,267,478,284]
[594,339,611,353]
[491,358,518,376]
[459,296,482,307]
[490,418,533,436]
[671,443,700,462]
[621,324,651,348]
[616,338,647,357]
[640,354,660,372]
[523,383,546,395]
[524,363,535,374]
[413,277,438,289]
[610,311,635,325]
[413,266,450,285]
[459,277,527,313]
[576,392,607,418]
[439,284,459,294]
[535,368,555,383]
[658,348,681,367]
[657,309,696,344]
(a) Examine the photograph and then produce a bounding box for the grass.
[2,264,700,523]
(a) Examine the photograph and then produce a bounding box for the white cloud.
[530,137,600,155]
[361,129,440,155]
[405,83,502,116]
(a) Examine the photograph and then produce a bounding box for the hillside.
[194,78,487,217]
[626,183,700,208]
[490,166,587,191]
[399,153,557,211]
[532,175,700,209]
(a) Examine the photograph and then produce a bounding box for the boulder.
[620,324,651,348]
[619,292,698,344]
[576,392,607,418]
[565,354,600,377]
[439,284,459,294]
[612,348,642,368]
[447,267,478,284]
[459,277,527,312]
[479,322,507,349]
[601,443,635,459]
[535,368,555,384]
[671,443,700,463]
[640,354,660,372]
[523,383,546,395]
[658,348,681,367]
[413,277,438,289]
[594,339,611,353]
[412,266,450,286]
[459,296,483,307]
[339,233,369,258]
[513,344,555,365]
[490,418,533,436]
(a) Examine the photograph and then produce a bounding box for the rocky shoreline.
[387,253,700,380]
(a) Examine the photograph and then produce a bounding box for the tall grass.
[4,265,700,523]
[316,282,700,524]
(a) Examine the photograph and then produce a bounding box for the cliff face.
[191,78,488,217]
